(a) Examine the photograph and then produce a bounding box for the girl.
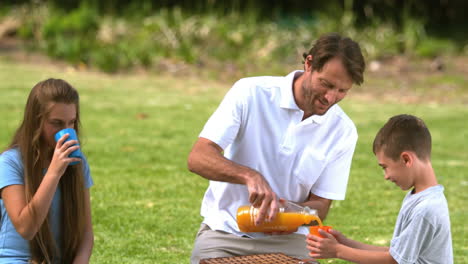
[0,79,93,263]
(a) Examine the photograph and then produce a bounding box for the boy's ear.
[401,152,413,167]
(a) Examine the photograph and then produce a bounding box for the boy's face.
[376,150,414,191]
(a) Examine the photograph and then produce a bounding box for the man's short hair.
[373,114,432,161]
[303,33,366,85]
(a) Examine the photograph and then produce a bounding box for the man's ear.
[401,152,413,167]
[305,55,313,72]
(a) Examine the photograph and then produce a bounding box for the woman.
[0,78,93,263]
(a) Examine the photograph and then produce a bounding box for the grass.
[0,57,467,263]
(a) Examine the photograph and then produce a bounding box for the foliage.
[2,1,466,75]
[415,38,458,58]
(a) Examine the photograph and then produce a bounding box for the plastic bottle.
[236,201,322,232]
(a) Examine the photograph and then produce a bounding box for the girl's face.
[42,103,77,149]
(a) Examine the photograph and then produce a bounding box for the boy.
[306,114,453,263]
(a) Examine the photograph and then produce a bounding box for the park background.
[0,0,467,263]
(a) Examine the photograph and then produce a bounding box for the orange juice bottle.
[236,201,321,232]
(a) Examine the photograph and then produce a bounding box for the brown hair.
[8,78,86,263]
[373,114,432,161]
[302,32,366,85]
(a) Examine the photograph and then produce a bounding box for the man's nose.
[324,89,338,104]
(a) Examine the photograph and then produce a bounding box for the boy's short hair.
[373,114,432,161]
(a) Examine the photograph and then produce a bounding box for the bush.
[40,3,98,63]
[5,2,464,75]
[415,38,457,58]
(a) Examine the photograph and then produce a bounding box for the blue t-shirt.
[0,148,93,263]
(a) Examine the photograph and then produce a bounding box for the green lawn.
[0,58,466,263]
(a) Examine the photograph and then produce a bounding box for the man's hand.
[246,173,280,225]
[188,138,282,225]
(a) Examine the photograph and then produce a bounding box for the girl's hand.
[48,133,81,177]
[306,229,340,259]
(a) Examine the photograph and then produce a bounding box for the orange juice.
[236,205,322,232]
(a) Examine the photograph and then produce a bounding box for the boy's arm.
[340,235,389,252]
[306,230,396,264]
[327,229,389,252]
[333,244,397,264]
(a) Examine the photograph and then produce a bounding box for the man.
[188,33,366,263]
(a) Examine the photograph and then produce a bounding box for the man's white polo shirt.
[198,70,358,237]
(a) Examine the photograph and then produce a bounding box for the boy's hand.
[328,228,347,244]
[306,229,340,259]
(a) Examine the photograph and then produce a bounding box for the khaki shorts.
[190,223,313,264]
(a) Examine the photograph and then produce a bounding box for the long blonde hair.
[8,78,86,263]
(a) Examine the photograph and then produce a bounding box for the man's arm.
[300,130,358,221]
[188,137,255,185]
[187,137,280,222]
[300,193,332,221]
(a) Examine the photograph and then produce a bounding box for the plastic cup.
[54,128,82,165]
[309,226,332,238]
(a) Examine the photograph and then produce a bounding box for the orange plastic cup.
[309,226,332,238]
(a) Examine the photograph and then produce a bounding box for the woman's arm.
[2,174,60,240]
[73,189,94,264]
[1,138,81,240]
